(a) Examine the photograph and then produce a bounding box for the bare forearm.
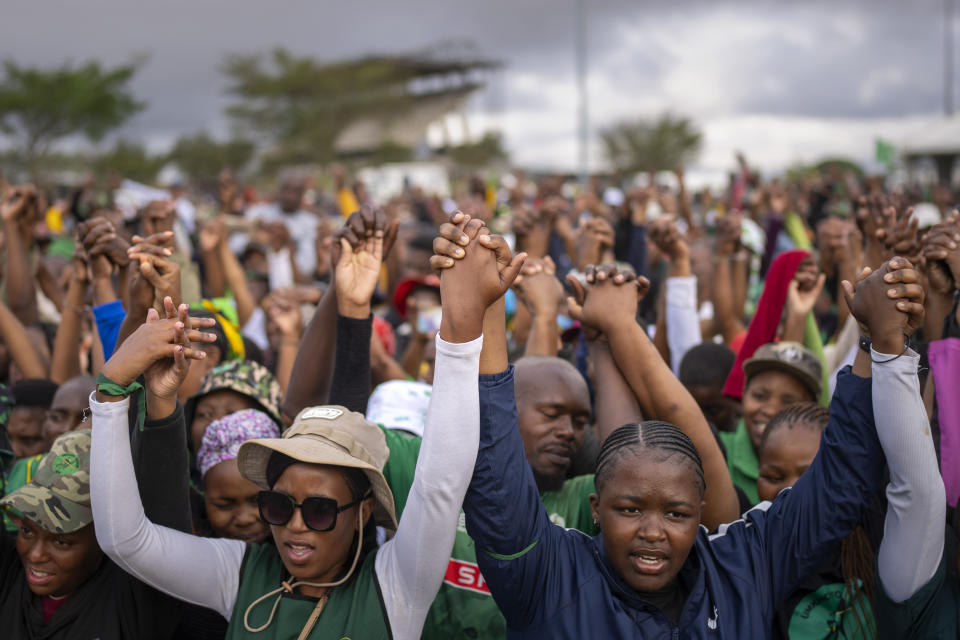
[400,335,429,379]
[201,248,226,298]
[50,280,87,383]
[524,313,559,357]
[923,293,954,342]
[0,302,47,379]
[713,258,745,343]
[219,243,255,326]
[730,256,748,322]
[781,312,807,343]
[4,221,37,324]
[478,299,507,375]
[281,284,337,420]
[92,277,117,307]
[587,339,641,442]
[372,353,409,386]
[274,341,300,394]
[607,321,739,527]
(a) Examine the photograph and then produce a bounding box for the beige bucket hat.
[237,405,397,530]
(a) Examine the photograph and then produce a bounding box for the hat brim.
[742,359,821,400]
[237,435,398,531]
[0,485,92,534]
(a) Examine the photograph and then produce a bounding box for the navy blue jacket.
[463,366,881,638]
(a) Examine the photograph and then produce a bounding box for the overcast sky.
[0,0,954,177]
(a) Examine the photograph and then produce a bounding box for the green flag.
[875,138,895,169]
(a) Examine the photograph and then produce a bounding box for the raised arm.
[282,206,397,420]
[649,217,701,373]
[874,345,945,603]
[90,303,244,618]
[512,256,565,357]
[567,265,740,529]
[1,186,39,325]
[376,212,519,637]
[744,257,926,608]
[0,290,47,380]
[873,257,945,603]
[50,252,91,383]
[712,214,747,343]
[585,338,642,443]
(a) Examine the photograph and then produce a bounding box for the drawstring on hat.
[243,497,368,639]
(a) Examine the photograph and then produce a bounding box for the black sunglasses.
[257,490,366,533]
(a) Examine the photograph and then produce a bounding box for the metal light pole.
[575,0,589,186]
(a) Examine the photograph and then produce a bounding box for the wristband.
[858,335,871,354]
[96,372,146,432]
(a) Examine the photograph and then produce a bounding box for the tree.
[447,131,508,167]
[600,113,702,174]
[0,59,145,170]
[167,132,254,186]
[94,140,166,184]
[222,47,497,166]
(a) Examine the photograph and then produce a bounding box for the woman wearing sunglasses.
[89,226,520,639]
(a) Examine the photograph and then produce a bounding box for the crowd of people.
[0,156,957,638]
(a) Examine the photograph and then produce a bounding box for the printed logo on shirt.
[443,558,491,595]
[549,512,567,528]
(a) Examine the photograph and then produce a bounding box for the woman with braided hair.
[758,402,880,639]
[461,255,927,638]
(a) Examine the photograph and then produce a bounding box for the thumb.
[500,252,527,290]
[566,295,583,322]
[840,280,855,312]
[565,273,586,305]
[145,307,160,323]
[787,278,799,297]
[139,258,164,287]
[338,237,354,263]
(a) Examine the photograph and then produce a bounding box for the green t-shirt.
[719,419,760,506]
[380,427,598,640]
[875,554,959,639]
[2,454,45,531]
[227,543,389,640]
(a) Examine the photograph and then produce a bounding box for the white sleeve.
[665,276,702,375]
[374,334,482,640]
[89,393,246,619]
[873,348,946,602]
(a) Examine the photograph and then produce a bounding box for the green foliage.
[222,47,496,165]
[0,59,144,162]
[167,132,254,185]
[93,140,166,183]
[600,113,702,174]
[447,131,508,167]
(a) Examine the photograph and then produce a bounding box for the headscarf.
[723,250,810,400]
[197,409,280,477]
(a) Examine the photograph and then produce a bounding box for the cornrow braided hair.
[759,402,829,450]
[760,402,877,635]
[594,421,705,495]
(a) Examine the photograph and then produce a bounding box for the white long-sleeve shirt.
[90,334,482,640]
[873,347,946,603]
[665,276,702,375]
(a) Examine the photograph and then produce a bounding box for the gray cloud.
[0,0,953,169]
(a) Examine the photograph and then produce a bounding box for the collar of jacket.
[589,531,712,629]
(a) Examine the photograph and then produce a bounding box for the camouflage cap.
[185,359,285,429]
[743,341,823,401]
[0,429,92,534]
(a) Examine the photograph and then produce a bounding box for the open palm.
[336,235,384,310]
